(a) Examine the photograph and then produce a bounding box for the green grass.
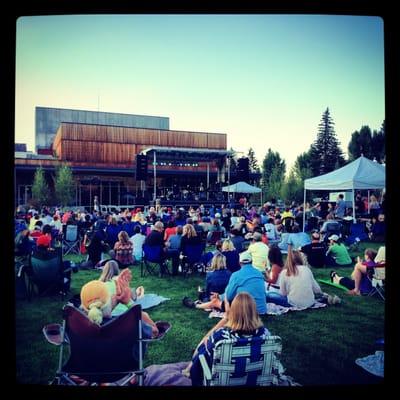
[15,242,385,385]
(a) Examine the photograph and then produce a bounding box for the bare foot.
[348,289,361,296]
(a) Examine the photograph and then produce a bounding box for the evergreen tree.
[371,120,385,162]
[228,147,238,173]
[54,164,74,207]
[347,125,373,160]
[31,166,50,207]
[261,149,286,201]
[309,108,345,175]
[247,147,260,173]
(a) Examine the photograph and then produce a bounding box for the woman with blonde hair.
[265,246,322,309]
[94,260,158,337]
[181,223,202,253]
[190,253,231,308]
[113,230,134,268]
[221,238,240,273]
[187,292,271,385]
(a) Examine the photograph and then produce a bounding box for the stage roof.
[141,146,231,161]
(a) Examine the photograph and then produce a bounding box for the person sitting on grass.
[113,230,134,269]
[184,292,271,384]
[300,231,327,268]
[265,246,323,309]
[184,251,267,315]
[264,245,284,292]
[221,238,240,273]
[330,248,378,296]
[195,252,231,305]
[325,234,353,268]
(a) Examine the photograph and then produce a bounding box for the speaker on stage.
[136,154,148,180]
[237,157,250,182]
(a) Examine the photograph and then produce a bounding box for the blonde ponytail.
[87,300,104,325]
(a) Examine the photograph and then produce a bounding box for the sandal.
[182,296,195,308]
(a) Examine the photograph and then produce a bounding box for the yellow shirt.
[247,242,270,272]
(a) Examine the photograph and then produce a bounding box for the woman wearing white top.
[266,246,322,309]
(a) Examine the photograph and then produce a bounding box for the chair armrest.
[43,323,64,346]
[199,354,212,383]
[142,321,171,342]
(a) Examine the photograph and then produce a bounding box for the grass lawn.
[15,242,385,385]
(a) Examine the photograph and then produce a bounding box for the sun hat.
[239,251,252,264]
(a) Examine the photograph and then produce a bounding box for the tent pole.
[352,188,356,223]
[303,188,306,232]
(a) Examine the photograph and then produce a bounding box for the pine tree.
[31,166,50,207]
[247,147,260,173]
[348,125,373,160]
[54,164,74,207]
[371,120,385,162]
[309,108,345,175]
[261,149,286,201]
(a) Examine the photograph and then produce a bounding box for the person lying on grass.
[183,292,271,384]
[97,260,158,336]
[331,248,379,296]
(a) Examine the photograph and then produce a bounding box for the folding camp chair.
[43,304,145,385]
[23,252,71,301]
[199,335,283,386]
[367,263,385,300]
[181,242,205,277]
[43,304,171,386]
[141,244,170,277]
[62,225,80,256]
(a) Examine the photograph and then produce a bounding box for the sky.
[15,14,385,171]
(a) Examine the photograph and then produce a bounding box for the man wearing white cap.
[325,234,353,267]
[206,251,267,315]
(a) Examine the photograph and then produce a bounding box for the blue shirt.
[206,269,232,296]
[224,264,267,314]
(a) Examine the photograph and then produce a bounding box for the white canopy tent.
[222,181,262,194]
[302,156,386,231]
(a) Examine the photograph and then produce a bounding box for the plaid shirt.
[114,241,134,266]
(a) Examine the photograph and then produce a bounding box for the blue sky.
[15,14,384,171]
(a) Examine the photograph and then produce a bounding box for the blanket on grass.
[208,301,326,318]
[318,278,349,292]
[112,293,170,316]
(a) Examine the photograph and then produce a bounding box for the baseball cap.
[328,234,339,241]
[214,213,221,218]
[239,251,252,264]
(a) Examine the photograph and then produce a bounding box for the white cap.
[328,234,339,241]
[214,213,221,218]
[239,251,252,264]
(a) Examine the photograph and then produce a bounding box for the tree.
[347,125,373,161]
[281,168,305,204]
[308,108,345,176]
[247,147,260,173]
[293,151,313,182]
[31,166,50,207]
[371,120,385,162]
[54,164,74,207]
[261,149,286,201]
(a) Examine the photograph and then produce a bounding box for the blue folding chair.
[181,242,205,277]
[141,244,169,277]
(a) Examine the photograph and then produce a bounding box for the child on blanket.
[265,246,323,309]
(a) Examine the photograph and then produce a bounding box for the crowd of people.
[14,190,385,386]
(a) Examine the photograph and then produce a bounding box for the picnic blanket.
[208,302,327,318]
[355,351,384,378]
[144,361,192,386]
[318,278,349,292]
[134,293,171,310]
